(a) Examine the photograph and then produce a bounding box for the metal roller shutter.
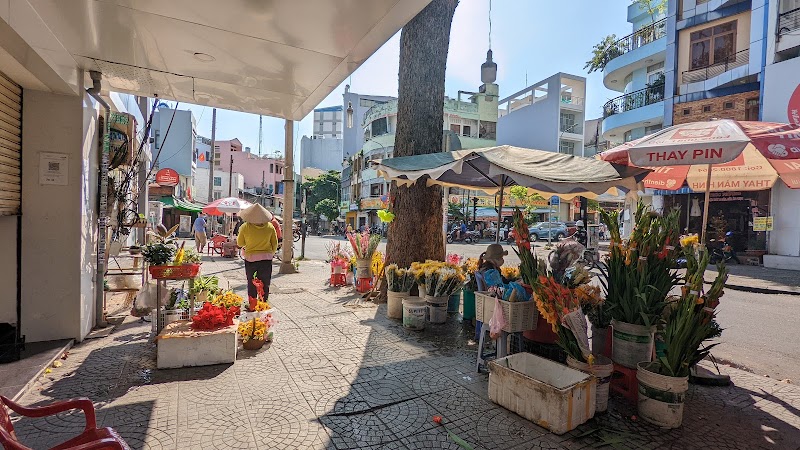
[0,71,21,215]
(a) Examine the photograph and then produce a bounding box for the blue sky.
[167,0,635,163]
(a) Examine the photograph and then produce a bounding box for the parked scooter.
[447,229,478,244]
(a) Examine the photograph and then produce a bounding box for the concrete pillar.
[22,86,99,342]
[280,120,296,274]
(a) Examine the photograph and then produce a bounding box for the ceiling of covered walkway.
[3,0,432,119]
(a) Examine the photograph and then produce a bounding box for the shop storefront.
[658,189,771,253]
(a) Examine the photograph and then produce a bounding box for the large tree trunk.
[385,0,458,271]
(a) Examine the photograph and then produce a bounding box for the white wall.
[762,56,800,258]
[21,87,100,342]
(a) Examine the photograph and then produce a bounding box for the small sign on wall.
[39,152,68,185]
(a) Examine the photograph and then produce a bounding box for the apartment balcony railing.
[606,18,667,60]
[602,84,665,118]
[560,96,585,107]
[559,124,583,134]
[681,48,749,84]
[778,6,800,35]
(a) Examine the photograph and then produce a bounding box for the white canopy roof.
[9,0,432,119]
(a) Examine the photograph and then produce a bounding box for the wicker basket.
[149,263,201,280]
[475,291,538,333]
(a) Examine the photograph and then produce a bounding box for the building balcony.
[602,18,667,91]
[776,6,800,54]
[679,48,751,94]
[601,86,665,140]
[560,96,585,110]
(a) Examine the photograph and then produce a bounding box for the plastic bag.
[488,298,506,339]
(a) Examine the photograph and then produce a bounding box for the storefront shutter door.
[0,71,21,215]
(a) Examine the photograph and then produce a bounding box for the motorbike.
[709,234,740,264]
[447,229,478,244]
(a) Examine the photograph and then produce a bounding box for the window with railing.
[602,83,665,118]
[690,20,737,70]
[682,48,749,84]
[778,0,800,34]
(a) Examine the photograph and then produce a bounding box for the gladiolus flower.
[432,415,442,424]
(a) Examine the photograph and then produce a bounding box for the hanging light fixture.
[346,102,354,129]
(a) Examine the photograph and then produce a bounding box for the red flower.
[248,296,258,311]
[251,276,265,300]
[432,415,443,425]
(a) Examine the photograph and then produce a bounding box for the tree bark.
[385,0,458,273]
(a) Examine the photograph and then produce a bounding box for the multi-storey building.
[761,0,800,269]
[313,105,343,138]
[600,3,667,144]
[342,89,396,159]
[342,74,500,230]
[213,138,286,209]
[497,73,587,155]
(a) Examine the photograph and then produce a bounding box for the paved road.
[713,290,800,381]
[297,235,799,381]
[296,234,528,264]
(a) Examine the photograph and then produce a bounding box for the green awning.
[160,196,203,213]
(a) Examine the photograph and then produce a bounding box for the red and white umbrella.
[598,120,800,241]
[202,197,253,216]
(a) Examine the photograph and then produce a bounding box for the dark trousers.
[244,259,273,299]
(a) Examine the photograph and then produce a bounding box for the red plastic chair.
[208,235,229,255]
[0,396,130,450]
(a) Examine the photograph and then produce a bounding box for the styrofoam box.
[157,325,237,369]
[488,352,596,434]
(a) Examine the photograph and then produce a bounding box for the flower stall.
[346,230,381,292]
[326,242,352,287]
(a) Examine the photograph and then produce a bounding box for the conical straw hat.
[240,203,273,224]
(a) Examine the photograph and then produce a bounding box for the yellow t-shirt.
[236,222,278,257]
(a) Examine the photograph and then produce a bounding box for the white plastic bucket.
[567,355,614,413]
[425,295,448,324]
[402,300,426,330]
[386,290,408,320]
[637,362,689,429]
[611,320,656,369]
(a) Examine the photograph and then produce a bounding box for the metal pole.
[280,120,296,273]
[300,188,307,259]
[261,171,266,206]
[258,115,263,157]
[228,155,233,197]
[208,109,216,203]
[548,199,552,247]
[496,178,504,243]
[700,163,713,244]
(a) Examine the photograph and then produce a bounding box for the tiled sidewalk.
[10,257,800,449]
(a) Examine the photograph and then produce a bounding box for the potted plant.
[637,235,727,428]
[461,257,480,321]
[164,284,188,326]
[534,270,613,412]
[144,239,202,280]
[237,315,273,350]
[190,275,220,305]
[600,203,681,369]
[385,264,416,320]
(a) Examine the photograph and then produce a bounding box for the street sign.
[550,196,560,206]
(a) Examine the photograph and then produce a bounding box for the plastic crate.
[610,363,638,405]
[475,291,537,333]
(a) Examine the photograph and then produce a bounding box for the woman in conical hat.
[237,204,278,299]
